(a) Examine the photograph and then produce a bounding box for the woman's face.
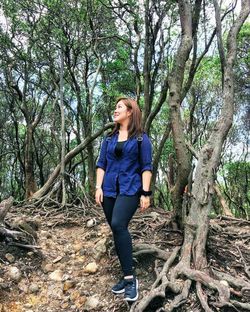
[113,101,131,124]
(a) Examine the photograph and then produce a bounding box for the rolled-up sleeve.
[96,137,108,171]
[140,134,153,173]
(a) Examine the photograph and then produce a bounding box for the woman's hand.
[95,188,103,207]
[140,195,150,212]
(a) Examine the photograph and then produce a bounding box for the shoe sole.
[112,288,125,294]
[124,279,139,302]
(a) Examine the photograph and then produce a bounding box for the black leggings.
[102,194,140,276]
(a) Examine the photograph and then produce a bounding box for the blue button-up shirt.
[96,131,153,197]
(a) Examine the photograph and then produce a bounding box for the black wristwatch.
[140,190,152,196]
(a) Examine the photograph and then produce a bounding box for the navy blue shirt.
[96,131,153,197]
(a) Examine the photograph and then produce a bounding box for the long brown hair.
[108,97,143,138]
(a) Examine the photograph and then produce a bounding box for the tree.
[131,0,250,311]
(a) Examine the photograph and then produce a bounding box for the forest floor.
[0,201,249,312]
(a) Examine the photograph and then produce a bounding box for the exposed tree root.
[133,243,173,261]
[128,213,250,312]
[130,247,181,312]
[196,282,213,312]
[0,197,39,249]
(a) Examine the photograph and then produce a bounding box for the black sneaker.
[112,279,127,294]
[124,277,139,302]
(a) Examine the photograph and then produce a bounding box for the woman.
[95,97,153,302]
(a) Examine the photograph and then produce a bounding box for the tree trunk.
[25,125,37,199]
[214,183,233,217]
[168,0,194,226]
[151,123,171,205]
[59,47,66,206]
[31,122,114,200]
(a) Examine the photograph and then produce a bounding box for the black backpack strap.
[137,134,143,166]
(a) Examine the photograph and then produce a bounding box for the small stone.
[7,266,22,281]
[61,302,69,309]
[24,303,33,308]
[95,238,107,254]
[63,280,75,292]
[79,249,85,256]
[42,263,54,273]
[49,270,64,281]
[75,296,87,308]
[83,262,98,274]
[84,296,99,310]
[73,243,82,252]
[27,251,34,257]
[86,219,95,228]
[5,253,15,263]
[29,283,39,293]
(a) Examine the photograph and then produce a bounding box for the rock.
[61,302,70,309]
[42,263,54,273]
[95,238,107,254]
[84,296,99,310]
[5,253,15,263]
[86,219,96,228]
[83,262,98,274]
[75,296,87,308]
[27,251,34,257]
[79,249,85,256]
[7,266,22,281]
[52,255,63,263]
[49,270,64,281]
[29,283,39,293]
[63,280,75,292]
[73,243,83,253]
[94,237,107,259]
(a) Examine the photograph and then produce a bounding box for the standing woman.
[95,97,153,302]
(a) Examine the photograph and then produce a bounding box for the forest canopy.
[0,0,249,216]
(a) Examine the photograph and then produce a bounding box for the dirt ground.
[0,203,249,312]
